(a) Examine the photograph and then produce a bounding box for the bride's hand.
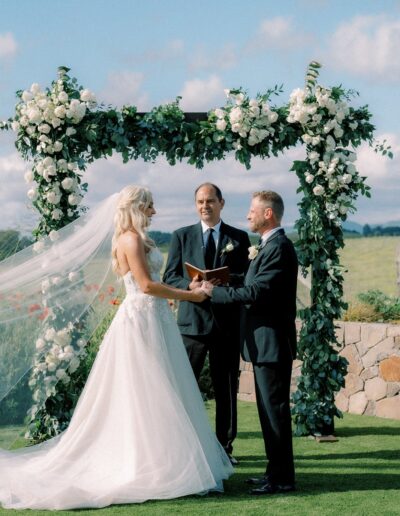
[190,287,208,303]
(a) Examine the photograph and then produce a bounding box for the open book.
[185,262,230,284]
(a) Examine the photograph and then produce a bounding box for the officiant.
[163,183,250,464]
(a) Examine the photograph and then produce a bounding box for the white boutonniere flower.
[248,244,262,260]
[220,240,235,256]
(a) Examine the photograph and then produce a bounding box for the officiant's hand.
[190,287,208,302]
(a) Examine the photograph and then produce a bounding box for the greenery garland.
[0,62,389,439]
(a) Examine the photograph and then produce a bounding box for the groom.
[163,183,250,463]
[202,190,298,494]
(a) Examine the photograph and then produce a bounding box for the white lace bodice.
[121,247,172,321]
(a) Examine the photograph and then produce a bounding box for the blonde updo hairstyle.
[112,185,155,274]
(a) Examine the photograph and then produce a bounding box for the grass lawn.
[2,400,399,516]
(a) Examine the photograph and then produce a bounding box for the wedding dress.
[0,247,233,510]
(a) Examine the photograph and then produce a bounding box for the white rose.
[19,115,29,127]
[339,205,348,215]
[52,275,62,285]
[41,278,50,292]
[27,188,38,200]
[11,120,20,131]
[51,117,62,128]
[38,123,51,134]
[61,177,75,191]
[43,156,54,167]
[22,90,34,103]
[58,91,69,103]
[45,327,56,341]
[35,338,46,351]
[68,271,78,281]
[80,89,96,103]
[27,108,42,124]
[225,242,234,252]
[49,230,59,242]
[341,174,353,184]
[302,134,312,144]
[223,88,230,97]
[37,98,48,110]
[53,141,63,152]
[313,185,325,196]
[229,106,243,124]
[30,83,41,95]
[311,136,321,146]
[66,127,77,136]
[308,151,319,163]
[39,134,50,143]
[24,170,34,183]
[232,140,242,150]
[268,111,278,124]
[77,338,87,348]
[67,162,77,171]
[52,208,63,220]
[54,105,66,118]
[33,240,45,252]
[249,105,260,117]
[305,174,314,184]
[248,245,259,260]
[68,193,82,206]
[216,119,227,131]
[47,191,61,205]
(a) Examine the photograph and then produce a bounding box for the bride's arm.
[121,232,207,302]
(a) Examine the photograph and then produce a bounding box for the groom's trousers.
[182,325,240,455]
[253,359,295,485]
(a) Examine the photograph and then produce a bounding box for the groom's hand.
[189,274,202,290]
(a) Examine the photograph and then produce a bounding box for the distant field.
[340,236,400,302]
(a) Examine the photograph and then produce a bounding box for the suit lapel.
[192,222,206,269]
[248,228,285,268]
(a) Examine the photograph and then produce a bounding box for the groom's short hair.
[194,183,223,202]
[253,190,284,222]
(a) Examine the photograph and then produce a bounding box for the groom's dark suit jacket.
[211,229,298,363]
[163,221,251,335]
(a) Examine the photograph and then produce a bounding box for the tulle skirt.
[0,295,233,509]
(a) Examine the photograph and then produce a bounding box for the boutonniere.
[220,240,234,257]
[248,243,262,260]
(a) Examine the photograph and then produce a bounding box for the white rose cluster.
[213,90,279,148]
[29,324,89,404]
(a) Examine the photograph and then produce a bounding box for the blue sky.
[1,0,399,232]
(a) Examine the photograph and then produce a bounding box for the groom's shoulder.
[172,222,199,237]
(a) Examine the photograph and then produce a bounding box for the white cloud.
[188,43,238,72]
[0,153,37,231]
[178,75,225,111]
[247,17,312,52]
[99,71,149,109]
[351,133,400,224]
[0,32,17,60]
[328,15,400,81]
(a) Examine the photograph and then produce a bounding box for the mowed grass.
[339,236,400,302]
[2,400,399,516]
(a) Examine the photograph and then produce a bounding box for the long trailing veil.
[0,192,121,449]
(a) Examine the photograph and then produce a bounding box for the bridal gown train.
[0,248,233,510]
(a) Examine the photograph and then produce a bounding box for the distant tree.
[148,231,171,246]
[362,224,372,237]
[0,230,33,261]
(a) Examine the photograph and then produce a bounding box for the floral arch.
[0,62,385,439]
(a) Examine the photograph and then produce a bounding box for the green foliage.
[357,290,400,322]
[0,230,33,261]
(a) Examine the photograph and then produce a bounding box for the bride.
[0,185,233,510]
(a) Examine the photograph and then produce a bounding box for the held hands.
[190,287,208,303]
[200,280,214,297]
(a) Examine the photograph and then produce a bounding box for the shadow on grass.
[336,426,400,437]
[296,449,400,462]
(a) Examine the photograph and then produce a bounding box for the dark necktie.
[205,228,216,269]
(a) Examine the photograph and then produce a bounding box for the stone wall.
[238,321,400,420]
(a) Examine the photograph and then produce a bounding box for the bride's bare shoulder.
[118,231,143,249]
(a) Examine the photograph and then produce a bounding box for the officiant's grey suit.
[211,228,298,484]
[163,221,250,454]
